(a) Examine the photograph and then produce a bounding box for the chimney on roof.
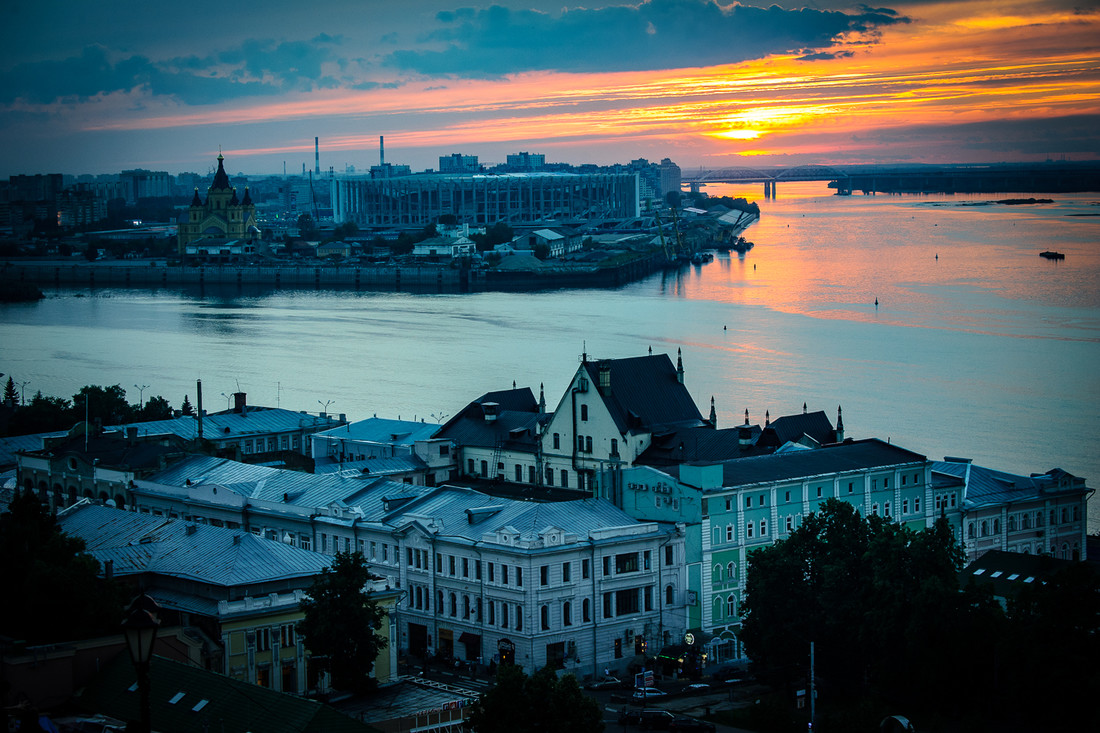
[539,383,546,413]
[765,410,770,427]
[739,423,753,448]
[836,405,844,442]
[743,408,750,426]
[233,392,247,414]
[196,379,204,442]
[676,348,684,384]
[186,523,197,535]
[709,397,717,428]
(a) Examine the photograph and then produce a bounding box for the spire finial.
[744,408,749,425]
[709,396,716,427]
[803,401,807,414]
[765,409,770,426]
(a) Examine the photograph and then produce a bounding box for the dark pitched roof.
[583,354,705,434]
[435,388,542,449]
[933,460,1090,508]
[33,429,187,474]
[211,154,231,190]
[756,410,837,449]
[961,549,1087,601]
[670,438,927,489]
[636,425,764,466]
[78,654,378,733]
[240,186,252,206]
[190,188,202,206]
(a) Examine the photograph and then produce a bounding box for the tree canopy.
[740,498,1100,731]
[465,664,603,733]
[297,551,389,693]
[3,383,176,437]
[0,489,125,643]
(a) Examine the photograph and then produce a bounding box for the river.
[3,182,1099,530]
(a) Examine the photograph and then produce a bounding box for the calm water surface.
[4,182,1099,529]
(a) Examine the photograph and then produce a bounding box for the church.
[177,153,259,260]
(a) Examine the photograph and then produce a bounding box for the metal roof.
[669,438,927,489]
[109,407,341,442]
[933,460,1090,509]
[582,354,706,435]
[58,503,332,587]
[313,417,440,444]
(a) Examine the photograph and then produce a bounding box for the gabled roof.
[78,654,377,733]
[581,354,705,435]
[670,438,926,489]
[109,406,340,443]
[434,388,542,449]
[756,410,837,449]
[961,549,1084,601]
[313,454,426,478]
[57,503,331,587]
[27,429,187,473]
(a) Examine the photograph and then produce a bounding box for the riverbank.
[2,249,673,294]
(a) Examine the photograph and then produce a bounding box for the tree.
[180,394,194,416]
[297,551,389,693]
[72,384,133,425]
[466,664,604,733]
[3,376,16,406]
[6,390,73,435]
[532,242,550,260]
[137,394,173,421]
[0,488,125,643]
[664,190,681,208]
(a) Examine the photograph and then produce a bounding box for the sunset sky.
[2,0,1098,176]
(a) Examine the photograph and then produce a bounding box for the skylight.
[169,692,185,704]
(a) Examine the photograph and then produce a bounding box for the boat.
[1039,251,1065,260]
[731,237,754,254]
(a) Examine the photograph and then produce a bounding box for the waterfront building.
[331,171,640,227]
[310,417,451,485]
[410,234,477,259]
[177,153,258,258]
[125,455,684,679]
[611,440,1092,664]
[57,503,400,692]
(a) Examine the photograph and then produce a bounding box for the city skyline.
[2,0,1098,177]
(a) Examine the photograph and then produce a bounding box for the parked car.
[632,687,668,699]
[618,708,644,726]
[639,709,677,730]
[681,682,711,693]
[669,717,717,732]
[710,665,746,683]
[584,675,623,690]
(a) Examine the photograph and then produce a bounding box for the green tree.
[466,664,603,733]
[532,242,550,260]
[180,394,194,416]
[6,390,73,435]
[0,488,126,643]
[298,551,389,693]
[72,384,133,425]
[664,190,681,208]
[438,213,458,226]
[137,395,173,421]
[3,376,16,406]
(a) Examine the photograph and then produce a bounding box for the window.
[884,477,890,488]
[467,458,475,475]
[1023,514,1031,529]
[1009,515,1016,531]
[884,501,891,517]
[463,558,469,577]
[644,550,651,570]
[993,518,1000,533]
[407,548,414,566]
[902,499,909,514]
[603,556,610,576]
[541,605,550,630]
[516,567,523,586]
[541,565,549,586]
[502,565,509,584]
[281,624,295,647]
[480,460,488,477]
[300,536,311,551]
[489,601,495,625]
[872,503,879,516]
[666,585,674,605]
[950,494,957,508]
[785,491,790,502]
[585,436,593,453]
[463,595,471,619]
[489,562,495,582]
[786,516,793,532]
[616,588,640,615]
[436,553,443,573]
[747,522,754,539]
[902,474,907,486]
[581,404,588,421]
[603,594,613,619]
[449,592,457,617]
[848,482,854,493]
[449,555,455,575]
[577,435,585,451]
[665,546,673,565]
[515,464,522,481]
[644,586,653,611]
[727,561,735,579]
[546,466,554,486]
[583,558,590,579]
[760,519,767,536]
[967,522,975,539]
[615,553,639,574]
[501,603,509,628]
[563,562,571,582]
[553,433,560,449]
[745,496,751,508]
[872,479,878,490]
[529,466,536,483]
[816,486,822,498]
[727,595,736,617]
[437,590,444,613]
[583,598,591,622]
[560,470,568,487]
[725,524,734,542]
[477,597,483,621]
[713,563,723,583]
[256,627,271,652]
[611,439,618,456]
[563,601,572,626]
[914,497,920,512]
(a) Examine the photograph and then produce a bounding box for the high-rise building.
[439,153,481,173]
[506,152,545,171]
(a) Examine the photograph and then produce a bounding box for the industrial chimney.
[315,137,320,175]
[380,135,385,166]
[196,379,204,441]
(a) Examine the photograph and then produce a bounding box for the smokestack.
[315,137,320,175]
[196,379,204,441]
[380,135,385,166]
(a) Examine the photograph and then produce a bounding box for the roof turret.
[190,188,202,206]
[241,186,252,206]
[211,153,231,190]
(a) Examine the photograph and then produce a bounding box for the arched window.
[563,601,572,626]
[541,605,550,630]
[726,594,736,617]
[1061,543,1069,560]
[437,590,444,612]
[515,607,522,631]
[727,562,735,580]
[1073,543,1080,561]
[665,585,674,605]
[1009,515,1016,531]
[583,598,591,622]
[477,598,483,621]
[980,520,988,537]
[712,563,723,582]
[450,592,457,616]
[1022,514,1031,529]
[463,595,470,619]
[585,436,593,453]
[713,596,724,620]
[967,522,975,539]
[993,518,999,534]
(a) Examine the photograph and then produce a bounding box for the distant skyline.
[2,0,1098,177]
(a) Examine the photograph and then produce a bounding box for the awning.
[657,644,688,660]
[458,632,481,647]
[684,628,715,647]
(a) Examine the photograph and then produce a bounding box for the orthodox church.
[177,153,258,259]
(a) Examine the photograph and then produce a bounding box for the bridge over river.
[681,163,1100,198]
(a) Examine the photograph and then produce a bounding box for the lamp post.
[134,384,149,406]
[122,594,161,733]
[318,399,334,415]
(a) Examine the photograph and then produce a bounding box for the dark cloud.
[798,50,855,61]
[385,0,911,76]
[0,35,343,106]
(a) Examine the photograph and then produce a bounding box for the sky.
[1,0,1098,176]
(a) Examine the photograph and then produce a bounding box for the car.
[618,708,644,726]
[681,682,711,693]
[632,687,668,699]
[584,675,623,690]
[638,710,677,730]
[668,717,717,732]
[711,665,746,683]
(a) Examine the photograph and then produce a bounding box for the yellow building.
[178,153,258,257]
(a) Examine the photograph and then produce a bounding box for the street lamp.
[220,392,232,410]
[318,399,334,415]
[134,384,149,405]
[122,594,162,733]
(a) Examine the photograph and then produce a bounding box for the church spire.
[836,405,844,441]
[676,347,684,384]
[211,152,230,190]
[190,187,202,206]
[709,396,716,427]
[539,383,546,413]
